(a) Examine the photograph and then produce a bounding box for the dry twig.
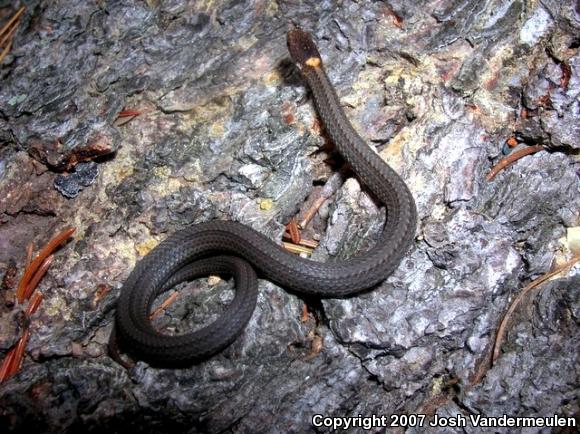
[282,241,314,256]
[286,217,301,244]
[0,6,25,64]
[486,145,544,181]
[492,255,580,365]
[150,291,180,320]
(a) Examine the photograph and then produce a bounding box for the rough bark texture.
[0,0,579,433]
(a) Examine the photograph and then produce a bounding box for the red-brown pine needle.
[16,227,75,303]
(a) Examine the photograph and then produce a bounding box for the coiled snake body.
[114,29,417,365]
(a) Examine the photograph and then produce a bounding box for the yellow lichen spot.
[258,198,273,211]
[342,68,381,108]
[264,70,282,86]
[153,166,170,178]
[430,375,445,395]
[208,275,222,285]
[209,121,226,138]
[164,178,182,194]
[341,93,360,107]
[44,295,72,320]
[384,66,406,86]
[182,94,234,129]
[565,227,580,255]
[136,238,159,257]
[115,164,134,180]
[100,142,134,185]
[380,128,409,167]
[180,159,203,183]
[430,203,447,220]
[305,57,321,67]
[114,239,140,263]
[148,172,183,196]
[238,35,258,51]
[352,80,370,91]
[266,1,279,15]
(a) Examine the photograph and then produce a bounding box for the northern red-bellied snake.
[113,28,417,366]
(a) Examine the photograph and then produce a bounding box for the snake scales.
[113,28,417,366]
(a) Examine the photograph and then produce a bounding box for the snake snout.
[287,28,322,69]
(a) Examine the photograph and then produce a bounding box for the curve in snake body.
[114,28,417,365]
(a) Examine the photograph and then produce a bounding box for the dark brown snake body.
[114,29,417,365]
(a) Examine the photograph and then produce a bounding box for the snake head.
[287,27,323,71]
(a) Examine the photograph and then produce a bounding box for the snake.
[113,28,417,366]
